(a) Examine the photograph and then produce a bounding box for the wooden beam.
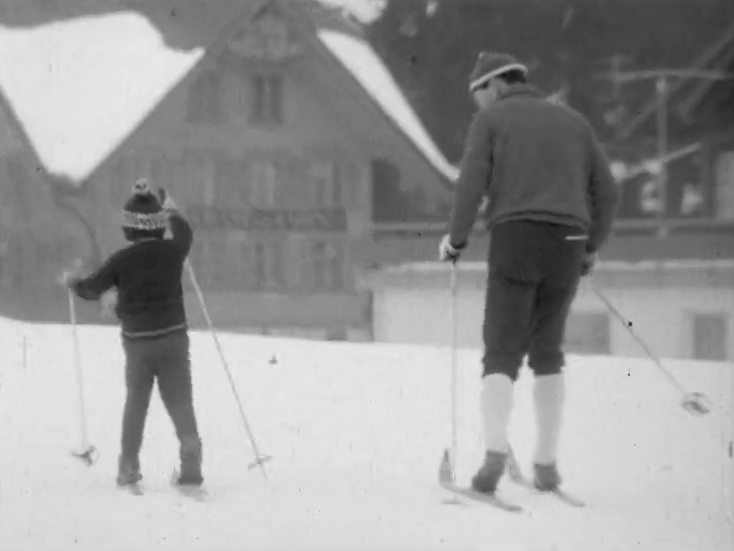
[618,19,734,138]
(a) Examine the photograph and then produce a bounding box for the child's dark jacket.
[72,211,192,339]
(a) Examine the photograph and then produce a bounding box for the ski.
[508,475,586,508]
[438,449,522,512]
[505,450,586,508]
[545,488,586,508]
[440,481,523,513]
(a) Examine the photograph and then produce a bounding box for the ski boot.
[533,462,561,492]
[174,435,203,487]
[471,450,507,494]
[116,455,142,487]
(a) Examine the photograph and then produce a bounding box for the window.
[564,312,611,355]
[692,313,728,361]
[251,74,284,125]
[187,71,223,124]
[312,241,344,292]
[714,151,734,220]
[215,158,250,205]
[202,236,228,290]
[250,160,278,207]
[216,235,246,291]
[254,242,266,288]
[253,240,285,290]
[370,158,420,222]
[235,239,253,289]
[308,160,342,208]
[188,234,233,291]
[182,152,216,205]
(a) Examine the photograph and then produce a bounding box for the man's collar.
[496,83,545,102]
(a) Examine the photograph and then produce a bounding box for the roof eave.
[280,0,456,190]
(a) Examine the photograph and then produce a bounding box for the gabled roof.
[284,0,458,182]
[316,30,459,182]
[0,0,458,187]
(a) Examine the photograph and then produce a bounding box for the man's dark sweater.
[449,84,620,254]
[72,210,193,339]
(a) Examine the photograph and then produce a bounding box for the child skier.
[63,179,203,489]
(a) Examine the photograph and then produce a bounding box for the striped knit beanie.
[122,178,166,231]
[468,51,528,93]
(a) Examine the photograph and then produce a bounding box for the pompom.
[133,178,150,196]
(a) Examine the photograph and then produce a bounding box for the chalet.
[0,0,457,336]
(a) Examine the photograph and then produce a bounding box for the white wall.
[373,284,485,349]
[367,262,734,362]
[569,284,734,360]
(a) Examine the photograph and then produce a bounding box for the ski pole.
[439,262,463,503]
[185,258,271,478]
[160,190,271,478]
[68,288,96,465]
[439,262,460,491]
[450,262,459,479]
[590,283,711,416]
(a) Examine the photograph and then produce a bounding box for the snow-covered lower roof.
[318,30,460,183]
[0,12,203,182]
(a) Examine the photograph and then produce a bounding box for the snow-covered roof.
[0,12,204,182]
[317,30,460,182]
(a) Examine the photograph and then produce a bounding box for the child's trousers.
[119,330,202,484]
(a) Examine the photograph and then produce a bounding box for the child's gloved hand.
[58,258,84,287]
[158,189,177,211]
[100,289,118,319]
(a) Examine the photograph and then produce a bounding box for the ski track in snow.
[0,318,731,550]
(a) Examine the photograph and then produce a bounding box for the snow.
[318,30,460,183]
[0,316,731,550]
[0,13,203,182]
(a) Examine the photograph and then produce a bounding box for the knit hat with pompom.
[122,178,166,231]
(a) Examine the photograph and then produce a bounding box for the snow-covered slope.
[0,317,731,550]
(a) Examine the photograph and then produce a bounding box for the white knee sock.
[533,373,566,465]
[480,374,515,454]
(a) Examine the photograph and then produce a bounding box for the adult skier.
[439,52,619,494]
